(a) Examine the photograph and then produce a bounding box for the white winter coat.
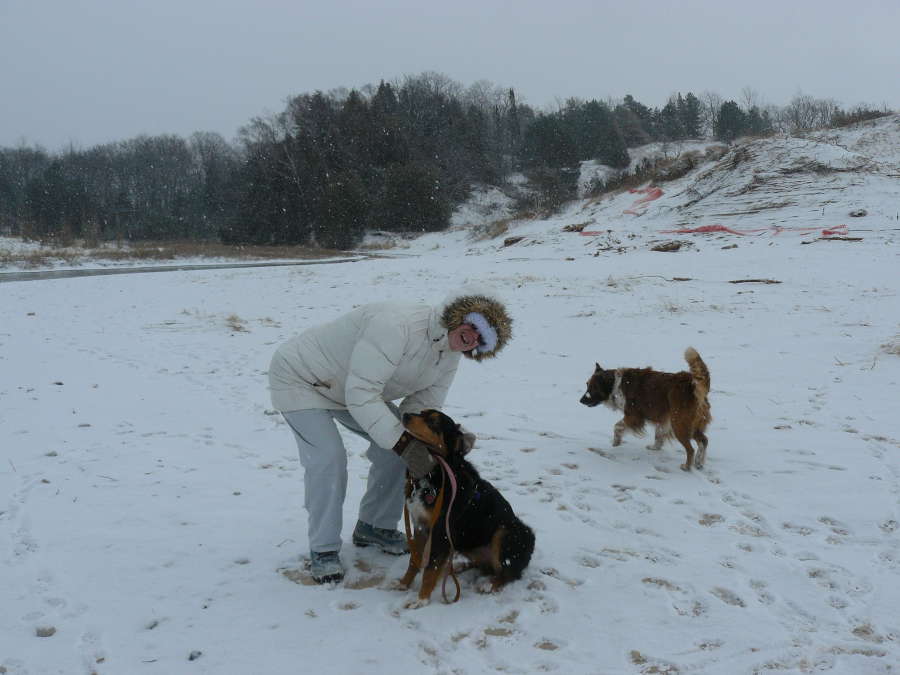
[268,301,461,450]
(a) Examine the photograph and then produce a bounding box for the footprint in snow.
[698,513,724,527]
[642,577,707,618]
[781,522,816,536]
[586,447,616,461]
[77,630,106,672]
[728,520,770,538]
[629,649,681,674]
[818,515,850,534]
[577,554,602,569]
[710,586,746,607]
[749,579,775,605]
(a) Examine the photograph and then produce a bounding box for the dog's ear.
[403,414,448,456]
[595,362,602,373]
[450,432,465,457]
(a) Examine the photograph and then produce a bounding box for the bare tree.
[740,87,762,112]
[402,71,463,100]
[782,91,841,133]
[699,91,723,139]
[762,104,787,134]
[463,79,505,115]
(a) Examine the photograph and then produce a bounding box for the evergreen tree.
[222,144,306,245]
[622,94,655,141]
[375,162,451,233]
[584,101,629,168]
[317,169,369,249]
[338,90,372,160]
[0,146,49,235]
[369,81,408,167]
[680,92,703,137]
[658,97,685,141]
[745,106,774,136]
[614,104,651,147]
[505,88,521,153]
[462,104,499,183]
[521,116,578,168]
[715,101,748,143]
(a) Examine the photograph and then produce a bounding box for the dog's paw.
[474,575,507,594]
[680,463,692,472]
[646,444,663,451]
[694,461,704,470]
[404,597,431,610]
[475,578,496,594]
[611,438,622,447]
[388,579,411,591]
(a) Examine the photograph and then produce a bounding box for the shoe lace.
[373,525,403,540]
[314,551,340,565]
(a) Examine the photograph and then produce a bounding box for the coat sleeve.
[398,360,459,418]
[344,313,407,449]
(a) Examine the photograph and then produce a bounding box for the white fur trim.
[464,312,498,354]
[608,370,627,411]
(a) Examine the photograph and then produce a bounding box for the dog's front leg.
[394,529,427,590]
[405,556,448,609]
[612,419,626,446]
[395,559,419,591]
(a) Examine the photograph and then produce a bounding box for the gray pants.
[282,407,406,554]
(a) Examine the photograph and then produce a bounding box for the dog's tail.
[684,347,710,401]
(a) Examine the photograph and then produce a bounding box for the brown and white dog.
[579,347,711,471]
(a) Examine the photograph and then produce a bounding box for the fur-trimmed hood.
[439,290,513,362]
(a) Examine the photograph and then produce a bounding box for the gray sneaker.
[309,551,344,584]
[352,520,409,555]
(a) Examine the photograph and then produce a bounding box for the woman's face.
[448,323,482,352]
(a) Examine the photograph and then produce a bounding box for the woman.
[268,290,512,583]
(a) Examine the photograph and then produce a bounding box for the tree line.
[0,73,891,249]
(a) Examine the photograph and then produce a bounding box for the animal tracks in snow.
[459,398,900,671]
[4,217,900,673]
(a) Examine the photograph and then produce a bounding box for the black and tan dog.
[396,409,535,608]
[580,347,712,471]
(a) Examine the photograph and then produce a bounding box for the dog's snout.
[580,393,595,407]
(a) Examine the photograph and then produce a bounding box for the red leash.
[433,454,462,603]
[434,455,459,549]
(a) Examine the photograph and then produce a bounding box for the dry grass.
[586,146,728,203]
[562,222,590,233]
[0,240,348,268]
[470,217,519,242]
[357,240,399,251]
[225,314,248,333]
[881,336,900,356]
[659,299,686,314]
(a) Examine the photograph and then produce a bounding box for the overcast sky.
[2,0,898,151]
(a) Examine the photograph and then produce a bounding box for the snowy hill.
[418,113,900,257]
[1,116,899,674]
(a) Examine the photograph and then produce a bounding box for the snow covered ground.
[2,117,899,674]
